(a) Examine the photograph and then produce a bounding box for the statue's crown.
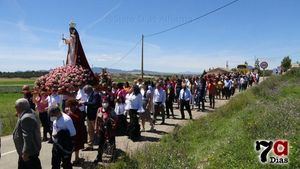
[69,20,76,28]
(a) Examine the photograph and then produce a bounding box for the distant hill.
[92,67,164,75]
[0,70,48,78]
[0,67,199,78]
[92,67,199,75]
[92,67,124,74]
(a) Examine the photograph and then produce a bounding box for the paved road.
[0,88,250,168]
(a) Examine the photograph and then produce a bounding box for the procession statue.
[34,21,98,94]
[63,21,93,73]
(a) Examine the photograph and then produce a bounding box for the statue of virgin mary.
[63,21,98,84]
[63,21,92,71]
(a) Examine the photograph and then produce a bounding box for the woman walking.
[65,99,86,165]
[140,85,154,132]
[127,85,143,141]
[33,89,51,141]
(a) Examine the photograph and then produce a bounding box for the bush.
[281,56,292,72]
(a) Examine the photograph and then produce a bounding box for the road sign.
[260,61,268,69]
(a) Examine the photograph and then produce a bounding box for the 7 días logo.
[255,140,289,164]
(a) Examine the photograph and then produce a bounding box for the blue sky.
[0,0,299,72]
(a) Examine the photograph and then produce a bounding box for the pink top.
[35,96,48,113]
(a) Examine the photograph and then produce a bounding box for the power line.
[108,38,142,67]
[106,0,241,68]
[145,0,241,38]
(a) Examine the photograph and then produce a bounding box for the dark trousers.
[180,100,192,119]
[197,95,205,111]
[242,83,247,90]
[51,144,72,169]
[62,100,66,113]
[231,87,235,96]
[222,88,226,98]
[49,119,53,141]
[18,155,41,169]
[39,111,50,138]
[224,87,231,99]
[154,102,165,123]
[96,128,116,161]
[209,94,215,109]
[129,109,139,126]
[165,100,174,118]
[128,109,141,141]
[116,114,128,136]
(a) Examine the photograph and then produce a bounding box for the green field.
[0,78,35,93]
[110,68,300,169]
[0,78,34,136]
[0,78,36,86]
[0,93,22,135]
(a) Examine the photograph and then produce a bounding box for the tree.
[231,68,237,72]
[281,56,292,72]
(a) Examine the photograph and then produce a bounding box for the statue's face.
[70,28,75,34]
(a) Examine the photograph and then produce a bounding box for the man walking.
[165,81,175,118]
[224,77,232,99]
[207,79,216,109]
[153,82,166,124]
[179,83,193,119]
[80,85,101,151]
[49,106,76,169]
[13,98,42,169]
[22,85,36,110]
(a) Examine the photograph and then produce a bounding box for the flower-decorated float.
[34,21,98,94]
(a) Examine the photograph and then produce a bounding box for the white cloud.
[0,19,61,34]
[83,0,122,33]
[93,54,121,62]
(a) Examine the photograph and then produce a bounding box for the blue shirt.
[153,88,166,103]
[224,80,232,89]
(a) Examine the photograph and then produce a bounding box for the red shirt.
[207,82,216,95]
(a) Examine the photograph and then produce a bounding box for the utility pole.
[226,60,228,69]
[141,34,144,80]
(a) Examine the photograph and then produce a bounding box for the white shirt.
[115,103,126,115]
[128,93,144,112]
[125,94,131,111]
[141,89,146,99]
[140,89,149,101]
[76,88,87,111]
[153,88,166,103]
[179,88,192,101]
[185,79,191,89]
[47,94,61,108]
[240,77,245,84]
[52,113,76,142]
[84,93,93,113]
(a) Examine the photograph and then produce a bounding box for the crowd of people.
[9,22,263,168]
[13,70,260,169]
